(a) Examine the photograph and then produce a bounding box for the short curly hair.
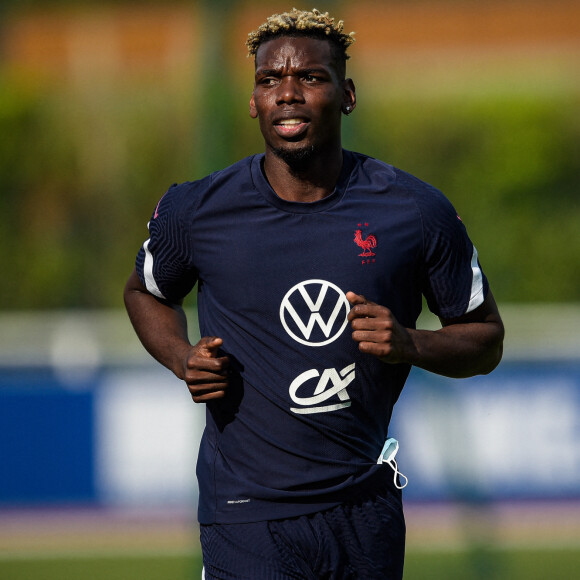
[246,8,355,78]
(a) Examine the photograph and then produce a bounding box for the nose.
[276,76,304,105]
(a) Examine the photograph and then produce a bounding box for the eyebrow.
[255,65,331,77]
[255,68,280,76]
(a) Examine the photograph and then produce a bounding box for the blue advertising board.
[1,359,579,507]
[0,368,96,504]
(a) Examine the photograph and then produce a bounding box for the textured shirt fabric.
[135,150,488,524]
[200,489,405,579]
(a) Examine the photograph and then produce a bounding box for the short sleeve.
[135,183,199,302]
[419,188,489,319]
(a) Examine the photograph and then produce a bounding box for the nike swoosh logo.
[153,193,168,219]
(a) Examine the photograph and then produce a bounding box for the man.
[124,8,504,579]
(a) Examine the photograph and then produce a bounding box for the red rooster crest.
[354,229,377,257]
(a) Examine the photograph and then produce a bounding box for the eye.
[256,74,279,87]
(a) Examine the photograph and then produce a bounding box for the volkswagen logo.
[280,279,351,347]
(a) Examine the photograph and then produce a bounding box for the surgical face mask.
[377,438,408,490]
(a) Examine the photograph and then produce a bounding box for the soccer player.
[124,8,504,579]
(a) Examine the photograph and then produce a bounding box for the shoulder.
[383,163,460,226]
[347,151,397,192]
[395,169,454,207]
[153,156,256,218]
[348,152,451,209]
[352,153,469,244]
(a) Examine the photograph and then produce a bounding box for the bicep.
[124,268,184,307]
[439,290,503,331]
[125,268,148,294]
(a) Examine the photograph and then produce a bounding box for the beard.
[271,143,317,170]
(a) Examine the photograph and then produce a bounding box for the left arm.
[347,291,504,378]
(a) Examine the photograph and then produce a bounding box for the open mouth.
[274,118,309,138]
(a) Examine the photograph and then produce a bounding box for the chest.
[191,198,424,327]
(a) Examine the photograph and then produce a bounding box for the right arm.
[123,268,229,402]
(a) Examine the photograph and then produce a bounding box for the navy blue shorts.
[200,490,405,580]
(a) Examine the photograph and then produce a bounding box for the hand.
[346,292,413,364]
[182,337,230,403]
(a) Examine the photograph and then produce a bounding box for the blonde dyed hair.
[246,8,355,73]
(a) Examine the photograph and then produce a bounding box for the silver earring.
[345,106,351,114]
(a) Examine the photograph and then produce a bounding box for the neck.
[263,145,343,203]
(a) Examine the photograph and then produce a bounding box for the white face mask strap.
[387,457,408,490]
[377,437,409,490]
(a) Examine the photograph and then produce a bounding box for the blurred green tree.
[351,94,580,303]
[0,1,578,309]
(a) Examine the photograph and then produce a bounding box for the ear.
[341,78,356,115]
[249,92,258,119]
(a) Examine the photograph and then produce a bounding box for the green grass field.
[1,547,579,580]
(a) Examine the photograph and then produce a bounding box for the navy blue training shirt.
[135,150,488,524]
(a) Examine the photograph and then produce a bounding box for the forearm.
[403,321,504,378]
[348,291,504,379]
[123,271,191,379]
